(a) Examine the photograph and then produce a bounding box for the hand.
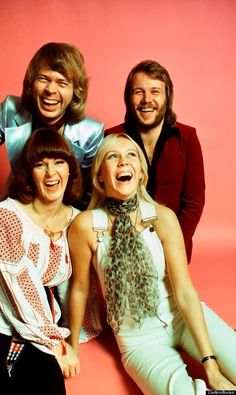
[208,371,236,390]
[205,360,236,390]
[53,341,80,378]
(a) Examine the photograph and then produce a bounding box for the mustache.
[137,104,158,111]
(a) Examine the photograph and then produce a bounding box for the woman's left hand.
[53,341,80,377]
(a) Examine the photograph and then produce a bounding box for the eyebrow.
[36,73,71,82]
[106,148,137,154]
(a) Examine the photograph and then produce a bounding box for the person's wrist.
[67,335,78,351]
[203,358,220,377]
[201,355,216,364]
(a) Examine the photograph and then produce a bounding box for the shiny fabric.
[0,95,104,171]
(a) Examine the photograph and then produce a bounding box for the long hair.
[124,60,176,127]
[8,128,83,204]
[88,133,155,209]
[22,42,88,123]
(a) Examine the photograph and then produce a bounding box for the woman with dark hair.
[0,128,82,395]
[68,133,236,395]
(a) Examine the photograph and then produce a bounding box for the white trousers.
[117,303,236,395]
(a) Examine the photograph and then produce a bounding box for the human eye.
[58,79,69,87]
[152,89,161,95]
[35,75,48,83]
[132,88,143,95]
[127,150,138,158]
[106,152,118,160]
[55,159,66,165]
[34,161,45,169]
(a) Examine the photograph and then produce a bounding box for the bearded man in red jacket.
[105,60,205,263]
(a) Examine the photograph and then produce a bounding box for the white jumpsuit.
[92,202,236,395]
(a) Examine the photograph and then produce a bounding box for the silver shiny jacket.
[0,95,104,171]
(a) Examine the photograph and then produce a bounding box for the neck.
[104,194,138,217]
[139,120,164,164]
[35,113,66,133]
[32,198,64,220]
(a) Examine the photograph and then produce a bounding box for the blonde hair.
[88,133,155,209]
[22,42,88,123]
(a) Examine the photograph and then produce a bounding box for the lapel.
[5,123,32,171]
[64,123,85,164]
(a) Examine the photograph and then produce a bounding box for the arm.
[178,129,205,260]
[0,208,69,352]
[67,212,93,365]
[0,99,6,145]
[156,205,235,390]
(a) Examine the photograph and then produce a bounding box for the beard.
[129,103,166,132]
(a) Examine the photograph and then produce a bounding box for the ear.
[98,174,103,182]
[139,170,144,181]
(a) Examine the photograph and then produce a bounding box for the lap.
[120,330,206,395]
[0,334,66,395]
[181,303,236,382]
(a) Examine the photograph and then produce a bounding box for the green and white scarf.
[104,194,159,333]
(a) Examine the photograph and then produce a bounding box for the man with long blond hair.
[0,42,104,208]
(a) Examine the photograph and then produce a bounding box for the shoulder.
[1,95,23,113]
[153,203,181,238]
[79,116,104,132]
[0,198,23,230]
[0,197,17,212]
[175,121,196,133]
[174,121,198,141]
[157,203,178,222]
[66,116,104,143]
[105,123,127,135]
[0,96,31,128]
[68,210,98,252]
[69,209,93,233]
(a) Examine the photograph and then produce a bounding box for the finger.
[63,365,70,378]
[68,361,80,377]
[75,362,80,375]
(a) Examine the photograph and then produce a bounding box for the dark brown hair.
[8,128,83,204]
[22,42,88,123]
[124,60,176,127]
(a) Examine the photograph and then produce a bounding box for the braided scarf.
[104,194,159,333]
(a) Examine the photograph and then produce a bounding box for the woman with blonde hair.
[68,133,236,394]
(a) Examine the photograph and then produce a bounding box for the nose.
[141,91,152,103]
[45,162,56,176]
[44,81,57,94]
[118,154,129,166]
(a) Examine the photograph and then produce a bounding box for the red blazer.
[105,122,205,262]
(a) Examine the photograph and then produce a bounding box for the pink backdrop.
[0,0,236,326]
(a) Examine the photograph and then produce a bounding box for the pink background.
[0,0,236,327]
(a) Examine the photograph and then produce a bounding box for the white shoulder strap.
[92,209,109,231]
[139,201,157,223]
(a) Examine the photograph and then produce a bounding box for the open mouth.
[116,173,132,182]
[42,98,60,106]
[45,181,60,187]
[140,108,155,112]
[137,105,157,114]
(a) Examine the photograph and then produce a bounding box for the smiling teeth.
[43,99,59,105]
[45,181,59,186]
